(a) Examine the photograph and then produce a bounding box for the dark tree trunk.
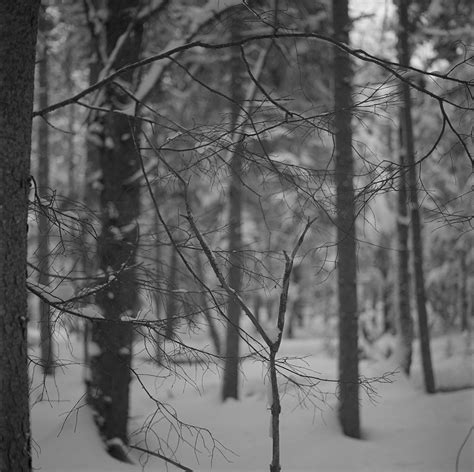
[37,17,55,376]
[375,231,394,334]
[82,47,102,400]
[165,243,179,340]
[398,0,436,393]
[395,132,413,375]
[0,2,40,470]
[333,0,360,438]
[153,191,164,362]
[222,14,244,402]
[458,248,469,332]
[86,0,143,452]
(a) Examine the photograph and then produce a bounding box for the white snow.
[88,341,102,356]
[30,332,473,471]
[118,347,130,356]
[266,325,282,344]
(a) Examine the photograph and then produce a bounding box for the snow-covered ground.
[30,330,474,472]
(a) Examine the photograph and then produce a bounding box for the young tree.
[0,1,40,470]
[333,0,360,438]
[397,0,436,393]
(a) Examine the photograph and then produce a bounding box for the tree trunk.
[82,51,101,403]
[395,126,413,375]
[0,2,40,470]
[222,13,244,402]
[165,243,179,340]
[458,248,469,332]
[196,253,221,355]
[333,0,360,438]
[86,0,143,453]
[64,44,77,202]
[153,188,164,362]
[398,0,436,393]
[37,16,55,376]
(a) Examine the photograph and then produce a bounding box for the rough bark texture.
[333,0,361,439]
[396,138,413,375]
[86,0,143,449]
[222,14,245,402]
[398,0,436,393]
[0,1,40,471]
[37,19,55,376]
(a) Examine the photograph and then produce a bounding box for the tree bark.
[165,243,179,340]
[86,0,143,451]
[395,128,413,375]
[37,14,55,376]
[457,247,469,332]
[333,0,360,438]
[0,1,40,470]
[153,187,164,362]
[397,0,436,393]
[222,13,245,402]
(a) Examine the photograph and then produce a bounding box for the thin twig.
[129,444,193,471]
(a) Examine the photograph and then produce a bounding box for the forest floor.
[30,328,474,472]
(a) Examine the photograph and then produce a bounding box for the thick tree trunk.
[37,22,54,376]
[398,0,436,393]
[86,0,143,452]
[0,2,40,471]
[222,13,245,402]
[333,0,360,438]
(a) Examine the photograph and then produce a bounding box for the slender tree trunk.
[196,252,221,355]
[458,248,469,332]
[82,53,101,399]
[165,243,179,340]
[395,127,413,374]
[0,2,40,470]
[222,14,245,402]
[333,0,360,438]
[37,21,54,376]
[153,188,164,362]
[87,0,143,455]
[269,350,281,472]
[64,45,77,202]
[376,232,393,334]
[398,0,436,393]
